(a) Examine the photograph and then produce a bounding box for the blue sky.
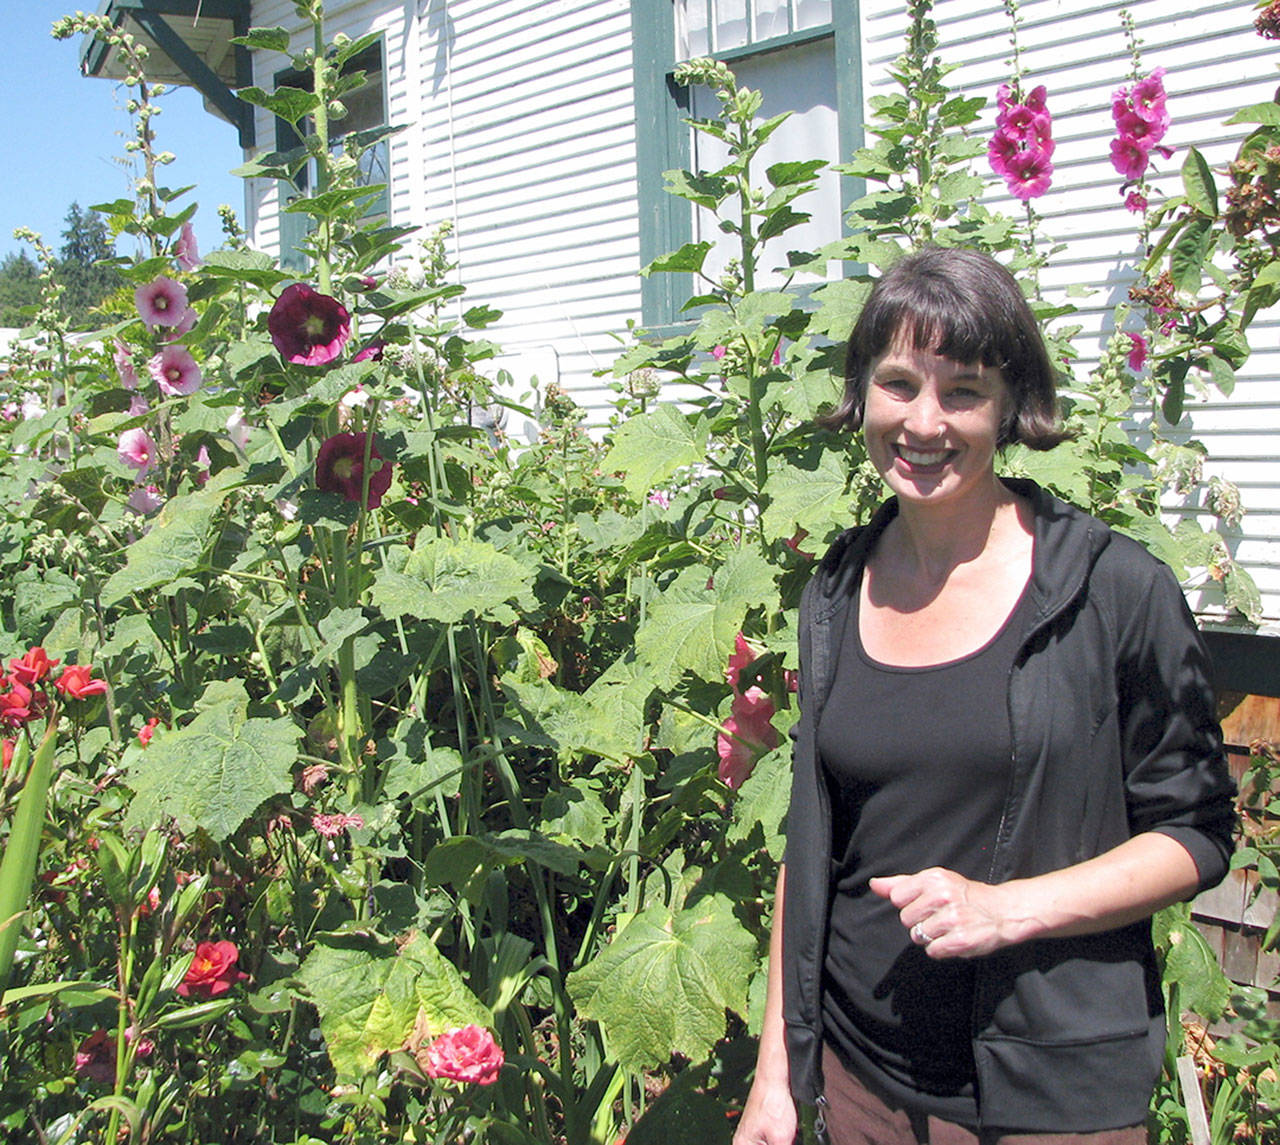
[2,5,246,264]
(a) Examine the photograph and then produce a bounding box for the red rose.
[0,680,40,727]
[9,646,58,686]
[54,664,109,701]
[420,1024,504,1085]
[177,940,247,998]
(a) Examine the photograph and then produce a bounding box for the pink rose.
[420,1024,504,1085]
[177,940,246,998]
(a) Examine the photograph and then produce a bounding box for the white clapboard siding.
[418,0,641,418]
[862,0,1280,625]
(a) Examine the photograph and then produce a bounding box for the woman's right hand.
[733,1075,798,1145]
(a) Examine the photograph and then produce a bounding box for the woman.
[736,247,1235,1145]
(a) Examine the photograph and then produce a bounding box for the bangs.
[862,285,1009,372]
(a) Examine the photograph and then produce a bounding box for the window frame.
[630,0,864,329]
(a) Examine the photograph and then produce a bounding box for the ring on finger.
[911,921,933,945]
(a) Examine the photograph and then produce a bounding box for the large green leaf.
[1181,148,1218,218]
[369,538,533,624]
[633,566,750,690]
[295,936,396,1078]
[124,682,299,841]
[603,405,709,500]
[101,470,240,605]
[566,894,755,1072]
[759,449,854,542]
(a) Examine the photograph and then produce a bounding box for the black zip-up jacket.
[782,479,1236,1132]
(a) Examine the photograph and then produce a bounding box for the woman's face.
[863,328,1010,510]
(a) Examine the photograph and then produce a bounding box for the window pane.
[794,0,832,31]
[681,0,711,57]
[714,0,749,51]
[690,36,840,287]
[753,0,791,42]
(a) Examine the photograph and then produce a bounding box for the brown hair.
[821,246,1068,450]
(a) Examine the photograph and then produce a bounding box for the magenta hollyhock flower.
[134,276,189,328]
[987,130,1020,177]
[1115,110,1159,148]
[1024,84,1048,114]
[313,811,364,838]
[149,345,202,397]
[1125,190,1149,213]
[118,427,158,473]
[315,432,393,508]
[1130,67,1168,122]
[421,1025,505,1086]
[113,339,138,389]
[74,1030,117,1085]
[268,283,351,366]
[1110,135,1150,181]
[1004,149,1054,200]
[711,344,727,360]
[173,221,200,271]
[717,633,779,790]
[351,338,385,363]
[1127,332,1149,372]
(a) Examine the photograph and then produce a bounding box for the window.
[631,0,863,327]
[275,39,388,271]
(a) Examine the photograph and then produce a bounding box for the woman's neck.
[886,476,1022,585]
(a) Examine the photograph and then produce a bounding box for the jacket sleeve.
[1114,555,1236,892]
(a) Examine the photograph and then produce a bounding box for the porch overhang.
[80,0,256,149]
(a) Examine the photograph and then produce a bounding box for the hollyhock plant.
[315,432,394,508]
[117,427,158,473]
[1111,68,1170,182]
[134,276,189,328]
[268,283,351,366]
[54,665,109,701]
[149,345,202,397]
[173,221,200,271]
[420,1025,505,1085]
[177,940,247,998]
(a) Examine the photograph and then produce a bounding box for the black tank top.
[816,573,1033,1125]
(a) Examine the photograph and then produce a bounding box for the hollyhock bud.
[177,940,247,998]
[54,664,109,701]
[419,1025,504,1085]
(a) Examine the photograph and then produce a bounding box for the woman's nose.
[903,393,945,438]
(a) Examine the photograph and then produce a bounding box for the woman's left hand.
[869,868,1025,959]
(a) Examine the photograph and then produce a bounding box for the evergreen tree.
[0,251,41,328]
[57,202,123,327]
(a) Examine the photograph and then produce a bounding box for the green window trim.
[630,0,864,330]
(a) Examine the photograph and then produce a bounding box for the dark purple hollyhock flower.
[268,283,351,366]
[315,432,393,508]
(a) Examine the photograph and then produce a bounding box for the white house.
[82,0,1280,649]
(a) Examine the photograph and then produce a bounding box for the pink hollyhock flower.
[648,490,670,509]
[118,427,158,473]
[177,940,247,998]
[55,664,109,701]
[421,1025,505,1085]
[711,344,727,360]
[268,283,351,366]
[163,306,198,342]
[1115,110,1160,148]
[1126,332,1149,372]
[149,345,202,397]
[351,338,385,363]
[226,409,251,452]
[173,221,201,271]
[135,276,189,328]
[10,647,58,687]
[315,432,393,508]
[717,633,779,790]
[1125,190,1148,213]
[192,445,211,487]
[987,130,1020,177]
[113,339,138,389]
[1024,84,1048,114]
[74,1030,117,1085]
[1004,149,1054,201]
[1130,67,1168,122]
[313,811,364,838]
[1110,135,1150,181]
